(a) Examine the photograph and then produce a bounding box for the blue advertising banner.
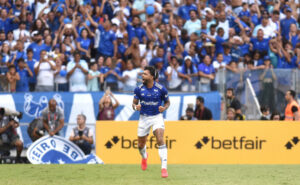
[0,92,221,148]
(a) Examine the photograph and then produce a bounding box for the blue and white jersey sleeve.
[134,86,141,100]
[161,86,169,102]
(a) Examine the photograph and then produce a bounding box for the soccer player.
[132,66,170,178]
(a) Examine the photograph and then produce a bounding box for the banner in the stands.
[0,92,221,148]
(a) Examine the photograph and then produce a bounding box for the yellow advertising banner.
[96,121,300,164]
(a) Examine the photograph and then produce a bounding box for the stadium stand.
[1,0,300,120]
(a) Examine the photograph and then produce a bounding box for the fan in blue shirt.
[126,16,147,45]
[87,13,117,58]
[0,9,14,34]
[238,3,250,19]
[76,28,93,57]
[25,49,37,91]
[27,32,48,61]
[280,8,297,39]
[250,29,270,54]
[178,1,197,20]
[16,58,33,92]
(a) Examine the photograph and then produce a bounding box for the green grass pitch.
[1,164,300,185]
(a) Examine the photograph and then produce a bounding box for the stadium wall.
[96,121,300,164]
[0,92,221,148]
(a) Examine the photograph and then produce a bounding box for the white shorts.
[138,114,165,137]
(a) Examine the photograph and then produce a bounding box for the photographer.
[69,114,93,155]
[0,108,23,161]
[42,99,64,136]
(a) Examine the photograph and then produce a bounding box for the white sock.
[158,145,167,169]
[139,145,147,159]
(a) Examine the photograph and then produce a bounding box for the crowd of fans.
[0,0,299,93]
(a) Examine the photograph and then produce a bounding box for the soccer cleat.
[161,168,168,178]
[141,153,148,171]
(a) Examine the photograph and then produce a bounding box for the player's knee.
[138,142,146,149]
[157,137,164,146]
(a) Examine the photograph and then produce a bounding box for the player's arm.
[159,99,170,113]
[132,98,141,111]
[159,87,170,113]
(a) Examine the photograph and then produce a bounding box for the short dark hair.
[227,88,234,94]
[74,50,81,56]
[260,105,269,113]
[8,65,16,70]
[272,10,280,15]
[144,66,158,80]
[17,58,25,64]
[270,111,280,120]
[189,9,197,14]
[27,48,33,53]
[197,96,204,103]
[216,53,223,57]
[288,90,296,98]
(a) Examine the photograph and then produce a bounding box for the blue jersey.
[251,38,269,53]
[178,4,197,20]
[27,43,48,61]
[134,82,169,116]
[280,18,297,39]
[98,25,116,57]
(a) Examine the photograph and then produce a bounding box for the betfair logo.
[195,136,267,150]
[285,137,299,150]
[105,136,120,149]
[195,136,210,149]
[105,136,176,149]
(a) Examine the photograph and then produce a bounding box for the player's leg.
[138,136,148,159]
[153,114,168,178]
[137,116,151,170]
[154,128,167,168]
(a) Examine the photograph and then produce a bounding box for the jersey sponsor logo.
[27,135,103,164]
[24,93,64,118]
[140,101,158,106]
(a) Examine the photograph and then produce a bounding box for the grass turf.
[0,164,300,185]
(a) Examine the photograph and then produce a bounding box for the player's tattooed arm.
[132,98,141,111]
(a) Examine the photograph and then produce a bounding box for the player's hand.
[74,136,81,140]
[159,106,166,113]
[136,104,141,111]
